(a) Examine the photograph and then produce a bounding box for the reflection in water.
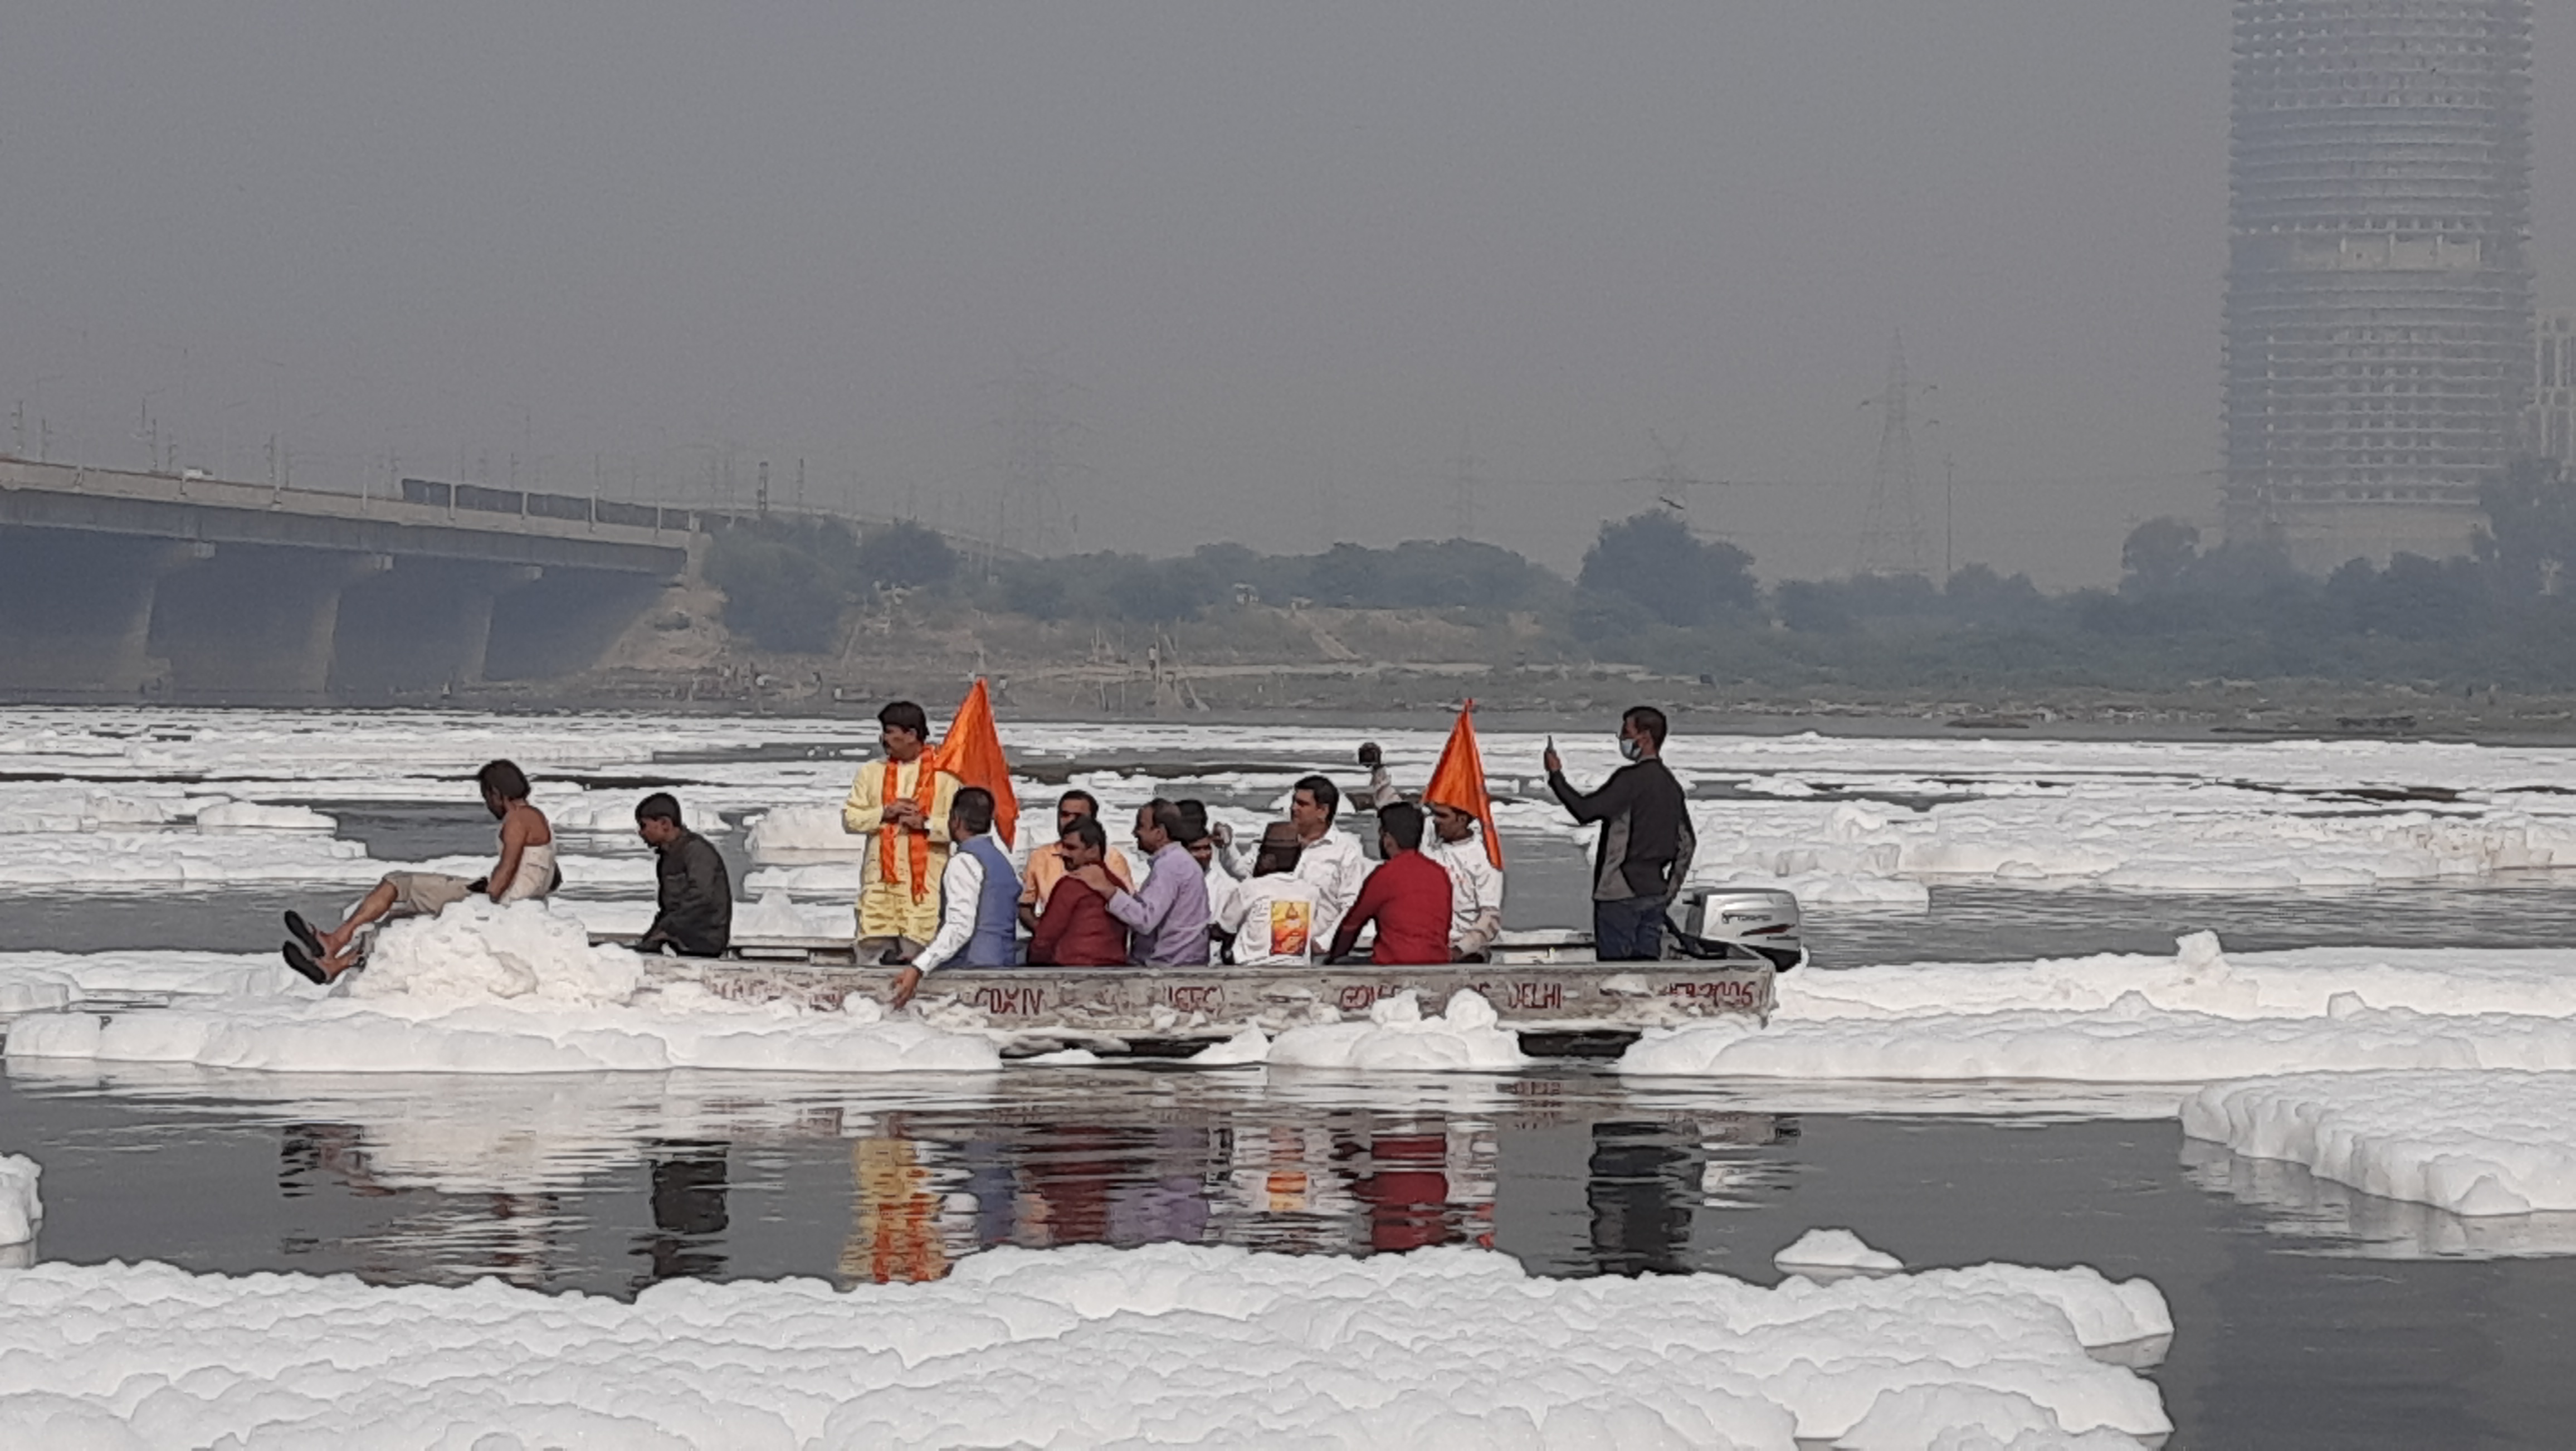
[7,1064,1802,1292]
[2182,1138,2576,1260]
[845,1135,958,1286]
[635,1143,729,1286]
[278,1120,570,1289]
[1587,1123,1694,1275]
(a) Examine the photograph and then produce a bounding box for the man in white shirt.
[1215,775,1368,945]
[1364,746,1506,961]
[889,788,1019,1009]
[1217,823,1324,967]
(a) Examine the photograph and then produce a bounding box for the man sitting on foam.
[280,760,558,985]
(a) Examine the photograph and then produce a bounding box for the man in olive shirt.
[636,793,733,957]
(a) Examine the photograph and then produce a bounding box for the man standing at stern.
[842,701,962,966]
[1545,706,1694,962]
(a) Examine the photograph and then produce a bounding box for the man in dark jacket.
[636,793,733,957]
[1545,706,1695,961]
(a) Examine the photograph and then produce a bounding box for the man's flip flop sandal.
[281,941,328,985]
[283,911,325,957]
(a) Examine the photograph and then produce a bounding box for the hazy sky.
[3,3,2569,586]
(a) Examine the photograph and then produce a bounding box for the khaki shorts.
[383,871,477,917]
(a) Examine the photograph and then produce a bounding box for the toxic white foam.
[0,1155,38,1247]
[0,1243,2172,1447]
[745,801,862,861]
[0,830,378,887]
[2178,1133,2576,1260]
[1776,1228,1905,1276]
[2184,1071,2576,1219]
[0,950,303,1015]
[1255,989,1531,1073]
[348,898,646,1006]
[1622,933,2576,1087]
[190,798,336,831]
[3,902,998,1075]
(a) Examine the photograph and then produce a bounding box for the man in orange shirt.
[1018,789,1133,932]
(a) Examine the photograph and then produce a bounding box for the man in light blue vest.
[888,787,1021,1008]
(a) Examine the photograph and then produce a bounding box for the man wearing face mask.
[1544,706,1695,962]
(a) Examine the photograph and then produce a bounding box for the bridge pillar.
[152,547,386,702]
[330,561,540,698]
[0,532,204,698]
[483,570,666,681]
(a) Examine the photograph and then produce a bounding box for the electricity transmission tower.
[992,361,1084,556]
[1446,426,1485,541]
[1857,333,1931,577]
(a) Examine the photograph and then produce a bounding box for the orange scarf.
[879,751,941,901]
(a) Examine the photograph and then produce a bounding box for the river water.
[9,713,2576,1445]
[9,1062,2576,1447]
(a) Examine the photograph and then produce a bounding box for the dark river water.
[7,1064,2575,1449]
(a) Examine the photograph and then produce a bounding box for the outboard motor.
[1666,887,1806,972]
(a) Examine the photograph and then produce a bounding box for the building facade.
[2223,0,2535,571]
[2534,310,2576,475]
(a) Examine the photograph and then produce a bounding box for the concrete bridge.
[0,457,699,702]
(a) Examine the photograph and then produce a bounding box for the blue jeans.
[1593,897,1665,962]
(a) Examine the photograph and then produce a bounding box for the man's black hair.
[634,792,683,826]
[1060,815,1109,853]
[476,759,532,802]
[1058,788,1101,816]
[954,786,996,836]
[1379,800,1426,852]
[1622,705,1670,749]
[1141,797,1188,841]
[1173,798,1212,845]
[1293,774,1341,824]
[878,700,930,738]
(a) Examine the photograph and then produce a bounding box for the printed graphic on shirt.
[1268,900,1311,956]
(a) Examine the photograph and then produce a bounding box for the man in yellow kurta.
[842,700,961,962]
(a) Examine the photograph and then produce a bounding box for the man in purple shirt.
[1072,798,1212,966]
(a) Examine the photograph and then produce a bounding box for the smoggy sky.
[3,3,2569,586]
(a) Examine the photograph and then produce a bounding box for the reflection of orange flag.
[1423,699,1504,869]
[935,678,1020,849]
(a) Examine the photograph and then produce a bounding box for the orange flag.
[934,678,1021,850]
[1423,699,1504,869]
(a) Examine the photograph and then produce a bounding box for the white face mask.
[1619,737,1646,763]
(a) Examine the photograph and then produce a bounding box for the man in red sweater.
[1027,817,1131,967]
[1325,802,1455,967]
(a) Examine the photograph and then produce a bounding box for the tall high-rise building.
[2223,0,2535,570]
[2534,310,2576,474]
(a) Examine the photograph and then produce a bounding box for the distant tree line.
[705,458,2576,689]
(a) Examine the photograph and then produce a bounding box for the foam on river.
[2184,1071,2576,1219]
[0,1156,37,1247]
[4,902,998,1075]
[1621,932,2576,1084]
[0,1240,2173,1448]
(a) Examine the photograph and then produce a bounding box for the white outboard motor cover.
[1670,886,1806,971]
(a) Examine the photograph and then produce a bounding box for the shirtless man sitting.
[280,760,558,984]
